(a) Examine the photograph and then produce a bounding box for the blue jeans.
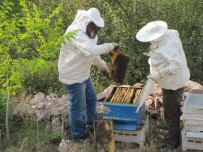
[64,77,98,139]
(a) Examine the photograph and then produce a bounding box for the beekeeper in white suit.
[58,8,117,142]
[136,21,190,151]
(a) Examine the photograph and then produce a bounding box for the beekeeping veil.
[65,8,104,34]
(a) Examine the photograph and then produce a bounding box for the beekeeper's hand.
[101,68,110,79]
[159,67,172,77]
[109,43,118,51]
[148,67,172,81]
[109,43,119,56]
[147,72,161,81]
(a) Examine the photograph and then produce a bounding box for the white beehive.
[181,113,203,131]
[182,93,203,114]
[114,115,149,148]
[182,130,203,151]
[181,93,203,151]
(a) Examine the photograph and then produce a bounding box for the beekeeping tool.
[136,79,155,113]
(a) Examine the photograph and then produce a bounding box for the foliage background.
[0,0,202,151]
[0,0,202,96]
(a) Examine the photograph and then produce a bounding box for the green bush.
[0,0,202,95]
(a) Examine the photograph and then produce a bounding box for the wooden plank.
[182,130,203,151]
[186,132,203,138]
[114,115,149,148]
[184,119,203,126]
[180,113,203,121]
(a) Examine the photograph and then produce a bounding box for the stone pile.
[12,80,203,132]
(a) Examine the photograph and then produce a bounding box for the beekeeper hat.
[136,21,168,42]
[85,8,104,27]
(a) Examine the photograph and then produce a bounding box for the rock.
[189,89,203,94]
[185,80,203,92]
[12,93,70,132]
[30,92,45,105]
[11,80,202,136]
[45,93,59,105]
[36,102,45,109]
[58,139,70,152]
[36,110,48,122]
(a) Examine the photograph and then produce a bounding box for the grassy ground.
[0,114,202,152]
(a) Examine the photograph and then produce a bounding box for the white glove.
[109,42,118,51]
[147,67,172,81]
[101,68,110,79]
[159,67,172,77]
[147,71,161,81]
[92,56,108,71]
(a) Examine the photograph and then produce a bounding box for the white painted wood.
[184,125,203,132]
[114,116,149,148]
[184,119,203,126]
[186,132,203,138]
[183,94,203,114]
[180,113,203,121]
[182,130,203,151]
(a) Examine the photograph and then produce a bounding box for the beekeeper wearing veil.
[136,21,190,151]
[58,8,117,142]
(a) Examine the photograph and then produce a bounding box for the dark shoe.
[72,132,93,143]
[86,127,94,134]
[160,144,174,152]
[159,129,169,139]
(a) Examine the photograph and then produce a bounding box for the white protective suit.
[58,10,115,84]
[148,30,190,90]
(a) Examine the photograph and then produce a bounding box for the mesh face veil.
[149,41,158,50]
[86,22,101,39]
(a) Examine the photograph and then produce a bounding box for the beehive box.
[182,130,203,151]
[114,115,149,148]
[182,93,203,114]
[103,86,146,131]
[181,113,203,131]
[181,93,203,151]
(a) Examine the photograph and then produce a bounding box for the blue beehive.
[103,87,146,131]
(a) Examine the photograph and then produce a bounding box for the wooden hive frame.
[109,47,130,84]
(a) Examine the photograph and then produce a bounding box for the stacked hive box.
[103,86,146,130]
[114,115,149,148]
[103,86,148,147]
[180,93,203,151]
